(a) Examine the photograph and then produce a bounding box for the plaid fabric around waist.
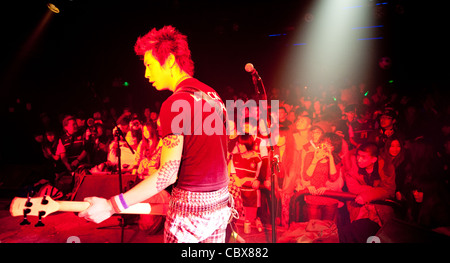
[169,186,230,216]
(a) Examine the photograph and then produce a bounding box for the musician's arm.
[122,134,183,205]
[79,134,183,223]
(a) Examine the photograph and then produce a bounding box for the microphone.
[273,154,280,162]
[273,154,280,173]
[245,63,261,95]
[245,63,261,80]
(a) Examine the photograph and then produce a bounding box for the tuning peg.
[35,211,46,227]
[41,190,49,205]
[25,193,33,207]
[20,208,31,225]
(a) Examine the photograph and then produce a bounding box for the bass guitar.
[10,195,168,226]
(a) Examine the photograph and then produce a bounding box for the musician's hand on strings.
[79,197,115,224]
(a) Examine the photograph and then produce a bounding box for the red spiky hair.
[134,25,194,76]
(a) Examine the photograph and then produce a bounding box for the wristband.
[118,193,129,210]
[110,193,129,213]
[110,196,121,214]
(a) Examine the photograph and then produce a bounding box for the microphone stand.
[250,72,278,243]
[88,83,135,243]
[112,125,135,243]
[113,124,135,193]
[98,123,134,243]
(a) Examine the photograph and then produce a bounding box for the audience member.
[302,132,343,221]
[230,117,263,229]
[89,123,110,166]
[369,107,401,149]
[380,135,412,202]
[135,122,159,173]
[278,106,291,131]
[336,104,358,150]
[55,115,88,196]
[339,142,396,242]
[7,74,450,242]
[107,118,139,172]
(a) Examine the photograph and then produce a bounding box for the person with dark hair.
[231,117,263,230]
[56,115,88,173]
[79,26,231,243]
[339,142,396,242]
[405,137,450,229]
[289,125,325,223]
[278,106,291,131]
[54,115,88,196]
[107,116,139,172]
[36,130,66,182]
[352,104,375,146]
[369,106,401,149]
[335,104,358,150]
[379,136,412,202]
[135,122,160,176]
[276,114,312,226]
[89,123,110,166]
[302,132,344,221]
[303,125,325,153]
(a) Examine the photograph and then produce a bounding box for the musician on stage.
[79,25,231,243]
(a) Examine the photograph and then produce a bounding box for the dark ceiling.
[0,0,447,113]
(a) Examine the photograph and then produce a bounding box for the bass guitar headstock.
[10,195,60,227]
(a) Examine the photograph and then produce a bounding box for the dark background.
[0,0,448,165]
[0,0,447,112]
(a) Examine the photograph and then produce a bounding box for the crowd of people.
[225,81,450,242]
[2,79,450,242]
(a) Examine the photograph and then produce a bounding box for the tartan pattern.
[164,187,231,243]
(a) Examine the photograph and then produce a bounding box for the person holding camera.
[302,132,344,221]
[107,116,141,172]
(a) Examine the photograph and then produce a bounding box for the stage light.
[47,3,60,13]
[47,0,74,14]
[277,0,378,87]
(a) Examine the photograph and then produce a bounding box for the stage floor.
[0,198,285,243]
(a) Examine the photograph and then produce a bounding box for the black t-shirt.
[57,131,86,163]
[359,161,381,187]
[159,78,229,192]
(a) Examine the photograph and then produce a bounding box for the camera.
[318,143,328,151]
[130,118,142,131]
